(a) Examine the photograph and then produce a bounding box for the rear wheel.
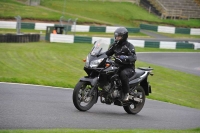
[73,81,98,111]
[123,86,145,114]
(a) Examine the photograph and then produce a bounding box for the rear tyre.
[73,81,97,111]
[123,86,145,114]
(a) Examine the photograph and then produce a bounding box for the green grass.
[136,61,200,109]
[40,0,162,26]
[1,128,200,133]
[0,0,88,23]
[40,0,200,27]
[1,0,200,27]
[0,128,200,133]
[0,42,89,88]
[0,42,200,109]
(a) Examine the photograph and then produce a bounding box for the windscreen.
[90,39,110,56]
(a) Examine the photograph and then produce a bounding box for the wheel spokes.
[77,84,93,105]
[130,89,144,108]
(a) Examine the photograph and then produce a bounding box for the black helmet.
[114,27,128,43]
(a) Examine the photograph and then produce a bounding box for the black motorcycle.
[73,39,153,114]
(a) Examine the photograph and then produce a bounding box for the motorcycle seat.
[129,69,145,81]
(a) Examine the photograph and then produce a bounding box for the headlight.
[90,58,104,68]
[85,56,89,67]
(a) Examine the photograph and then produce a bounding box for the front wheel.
[123,86,145,114]
[73,81,98,111]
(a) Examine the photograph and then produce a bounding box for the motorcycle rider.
[106,27,137,102]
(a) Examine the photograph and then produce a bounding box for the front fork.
[88,79,98,97]
[79,76,99,103]
[89,80,99,104]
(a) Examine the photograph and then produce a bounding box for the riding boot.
[123,93,129,102]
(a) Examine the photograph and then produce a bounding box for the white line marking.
[0,82,73,90]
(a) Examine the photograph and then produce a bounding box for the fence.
[0,21,200,35]
[0,21,140,33]
[49,34,200,50]
[140,24,200,35]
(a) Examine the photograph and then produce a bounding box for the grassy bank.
[1,0,200,27]
[0,0,66,21]
[40,0,200,27]
[0,42,200,109]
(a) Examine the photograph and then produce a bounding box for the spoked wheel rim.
[123,86,145,114]
[129,89,145,110]
[77,84,93,107]
[73,81,97,111]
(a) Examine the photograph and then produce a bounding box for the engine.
[111,90,120,98]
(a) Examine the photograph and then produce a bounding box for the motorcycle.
[72,39,153,114]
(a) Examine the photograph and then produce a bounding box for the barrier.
[158,26,175,34]
[0,34,40,43]
[128,40,145,48]
[50,34,74,43]
[35,23,55,30]
[49,34,196,49]
[89,26,106,32]
[106,26,119,33]
[92,37,111,44]
[1,21,199,35]
[140,24,200,35]
[0,21,140,33]
[21,22,35,29]
[71,25,90,32]
[74,36,92,43]
[0,21,16,29]
[160,41,176,49]
[190,28,200,35]
[189,42,200,50]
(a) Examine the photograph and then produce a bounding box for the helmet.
[114,27,128,43]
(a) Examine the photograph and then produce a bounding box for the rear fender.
[129,71,151,96]
[140,77,151,96]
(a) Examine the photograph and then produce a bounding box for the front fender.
[80,77,98,86]
[79,77,99,104]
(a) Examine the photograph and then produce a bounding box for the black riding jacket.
[106,41,137,68]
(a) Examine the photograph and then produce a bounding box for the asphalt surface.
[140,30,171,39]
[0,82,200,130]
[137,52,200,76]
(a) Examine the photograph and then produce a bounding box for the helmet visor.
[114,32,123,39]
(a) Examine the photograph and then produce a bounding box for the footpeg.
[114,100,123,106]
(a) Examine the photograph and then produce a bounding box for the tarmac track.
[0,82,200,130]
[137,52,200,76]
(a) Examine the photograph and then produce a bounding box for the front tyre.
[123,86,145,114]
[73,81,98,111]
